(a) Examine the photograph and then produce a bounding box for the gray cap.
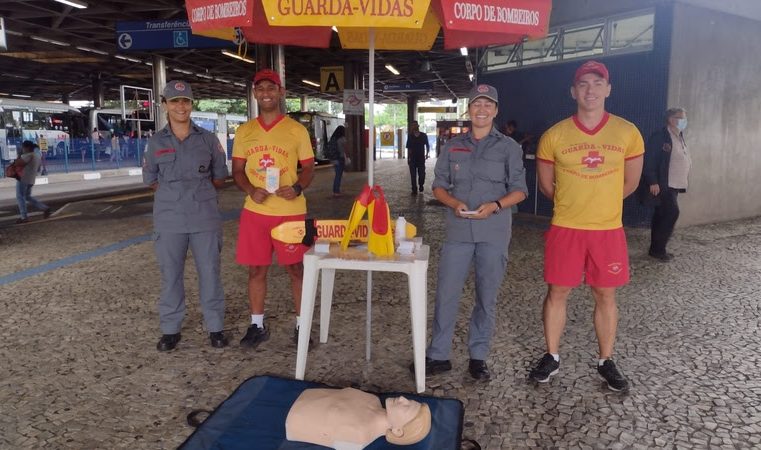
[163,80,193,100]
[468,84,498,105]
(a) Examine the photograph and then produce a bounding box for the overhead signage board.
[320,66,344,93]
[418,106,458,113]
[383,82,433,93]
[343,89,365,116]
[261,0,431,28]
[115,20,236,52]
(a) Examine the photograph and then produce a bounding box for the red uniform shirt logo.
[259,154,275,168]
[582,151,605,168]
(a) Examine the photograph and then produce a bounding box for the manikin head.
[384,396,432,445]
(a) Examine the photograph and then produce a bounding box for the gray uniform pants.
[427,240,508,361]
[154,230,224,334]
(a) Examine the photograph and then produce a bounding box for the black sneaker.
[209,331,228,348]
[528,353,560,383]
[157,333,181,352]
[239,324,270,349]
[43,208,52,219]
[648,250,673,262]
[597,359,630,392]
[293,327,313,346]
[468,359,490,381]
[409,357,452,377]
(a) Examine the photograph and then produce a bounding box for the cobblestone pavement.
[1,158,760,449]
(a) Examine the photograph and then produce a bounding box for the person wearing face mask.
[641,107,692,262]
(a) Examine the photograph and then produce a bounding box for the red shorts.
[236,209,307,266]
[544,225,630,287]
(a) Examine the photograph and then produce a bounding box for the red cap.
[253,69,282,87]
[574,60,609,83]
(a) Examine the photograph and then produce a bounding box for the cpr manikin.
[285,388,431,449]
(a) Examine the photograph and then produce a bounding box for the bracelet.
[494,200,502,212]
[292,183,303,196]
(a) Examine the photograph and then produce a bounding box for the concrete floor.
[1,158,760,449]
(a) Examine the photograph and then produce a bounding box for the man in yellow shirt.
[232,69,315,348]
[529,61,644,392]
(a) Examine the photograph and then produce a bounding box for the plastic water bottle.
[395,216,407,245]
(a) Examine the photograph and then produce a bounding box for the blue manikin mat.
[179,375,464,450]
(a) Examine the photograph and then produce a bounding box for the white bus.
[86,108,247,156]
[288,111,344,163]
[0,98,87,161]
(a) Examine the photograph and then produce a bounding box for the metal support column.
[91,73,104,108]
[152,55,167,131]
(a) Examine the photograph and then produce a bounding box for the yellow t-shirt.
[232,115,314,216]
[537,113,644,230]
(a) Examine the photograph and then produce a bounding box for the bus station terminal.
[2,0,761,449]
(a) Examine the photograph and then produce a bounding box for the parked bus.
[0,98,87,161]
[287,111,344,163]
[85,108,247,156]
[85,108,340,162]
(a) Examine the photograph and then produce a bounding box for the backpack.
[325,138,339,160]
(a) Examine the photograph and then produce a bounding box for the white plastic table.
[294,244,430,393]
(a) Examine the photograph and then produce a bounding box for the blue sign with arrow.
[116,20,235,52]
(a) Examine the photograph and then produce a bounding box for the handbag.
[4,163,23,180]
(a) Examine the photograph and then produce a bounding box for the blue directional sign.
[382,82,434,93]
[115,20,235,52]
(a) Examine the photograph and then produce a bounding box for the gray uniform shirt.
[432,127,528,243]
[143,122,228,233]
[19,151,41,185]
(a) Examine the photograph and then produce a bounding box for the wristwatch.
[292,183,303,196]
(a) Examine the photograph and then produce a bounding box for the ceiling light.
[115,55,141,63]
[302,79,320,87]
[468,74,474,81]
[460,47,468,56]
[76,46,108,55]
[196,73,213,79]
[31,35,69,46]
[215,77,232,83]
[53,0,88,8]
[233,82,246,87]
[221,50,255,64]
[11,94,32,98]
[385,64,400,75]
[173,68,192,75]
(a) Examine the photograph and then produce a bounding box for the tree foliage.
[194,99,248,114]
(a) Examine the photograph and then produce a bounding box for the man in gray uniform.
[143,80,229,351]
[418,84,527,380]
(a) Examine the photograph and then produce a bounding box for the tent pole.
[366,28,375,362]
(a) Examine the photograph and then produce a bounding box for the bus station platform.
[1,158,760,449]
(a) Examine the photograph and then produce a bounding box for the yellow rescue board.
[271,219,417,244]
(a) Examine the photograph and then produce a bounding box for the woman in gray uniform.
[420,84,527,380]
[142,80,229,351]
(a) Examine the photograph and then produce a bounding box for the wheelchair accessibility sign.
[115,20,235,51]
[174,31,189,48]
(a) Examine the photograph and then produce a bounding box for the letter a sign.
[320,66,344,94]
